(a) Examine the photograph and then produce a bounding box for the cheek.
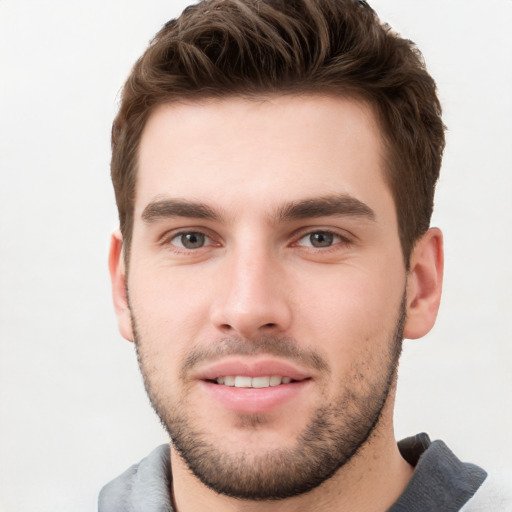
[128,265,214,357]
[294,261,405,363]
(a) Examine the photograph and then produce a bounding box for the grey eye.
[309,232,335,247]
[174,232,207,249]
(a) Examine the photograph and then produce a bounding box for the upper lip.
[193,358,312,381]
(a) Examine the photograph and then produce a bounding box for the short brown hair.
[111,0,445,265]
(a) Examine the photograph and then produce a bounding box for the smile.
[215,376,293,387]
[195,359,313,413]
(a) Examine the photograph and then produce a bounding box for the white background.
[0,1,511,510]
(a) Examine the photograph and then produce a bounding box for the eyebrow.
[274,194,376,222]
[141,198,220,223]
[141,194,376,224]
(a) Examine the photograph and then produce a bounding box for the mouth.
[196,360,312,414]
[210,375,300,388]
[196,357,311,381]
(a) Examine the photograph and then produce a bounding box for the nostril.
[263,323,277,328]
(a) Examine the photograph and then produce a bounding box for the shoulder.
[391,435,488,511]
[98,444,173,512]
[460,469,512,512]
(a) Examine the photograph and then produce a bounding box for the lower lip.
[200,380,310,414]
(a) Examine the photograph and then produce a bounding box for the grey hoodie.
[99,434,509,511]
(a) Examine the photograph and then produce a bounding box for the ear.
[403,228,444,339]
[108,230,134,342]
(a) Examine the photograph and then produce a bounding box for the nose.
[210,246,293,339]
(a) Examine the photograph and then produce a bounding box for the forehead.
[135,95,393,222]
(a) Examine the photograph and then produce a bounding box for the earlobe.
[108,230,134,342]
[403,228,444,340]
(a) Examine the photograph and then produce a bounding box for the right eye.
[170,232,210,249]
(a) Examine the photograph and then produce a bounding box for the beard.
[132,295,406,501]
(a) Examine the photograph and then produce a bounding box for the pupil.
[311,232,333,247]
[182,233,205,248]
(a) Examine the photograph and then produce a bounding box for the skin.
[110,95,444,512]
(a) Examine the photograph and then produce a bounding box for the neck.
[169,398,413,512]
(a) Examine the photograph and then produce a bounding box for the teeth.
[223,376,235,386]
[215,376,292,388]
[252,376,270,388]
[269,375,282,386]
[234,376,252,388]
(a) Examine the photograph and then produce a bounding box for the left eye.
[296,231,343,248]
[170,232,210,249]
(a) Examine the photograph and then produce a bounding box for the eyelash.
[160,230,218,252]
[292,229,352,251]
[159,227,352,254]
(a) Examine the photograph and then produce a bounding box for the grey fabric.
[98,436,489,511]
[388,437,487,511]
[98,444,173,512]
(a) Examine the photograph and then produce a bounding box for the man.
[99,0,509,510]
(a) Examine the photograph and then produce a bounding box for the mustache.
[180,335,329,378]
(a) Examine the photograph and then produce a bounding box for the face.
[122,95,409,499]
